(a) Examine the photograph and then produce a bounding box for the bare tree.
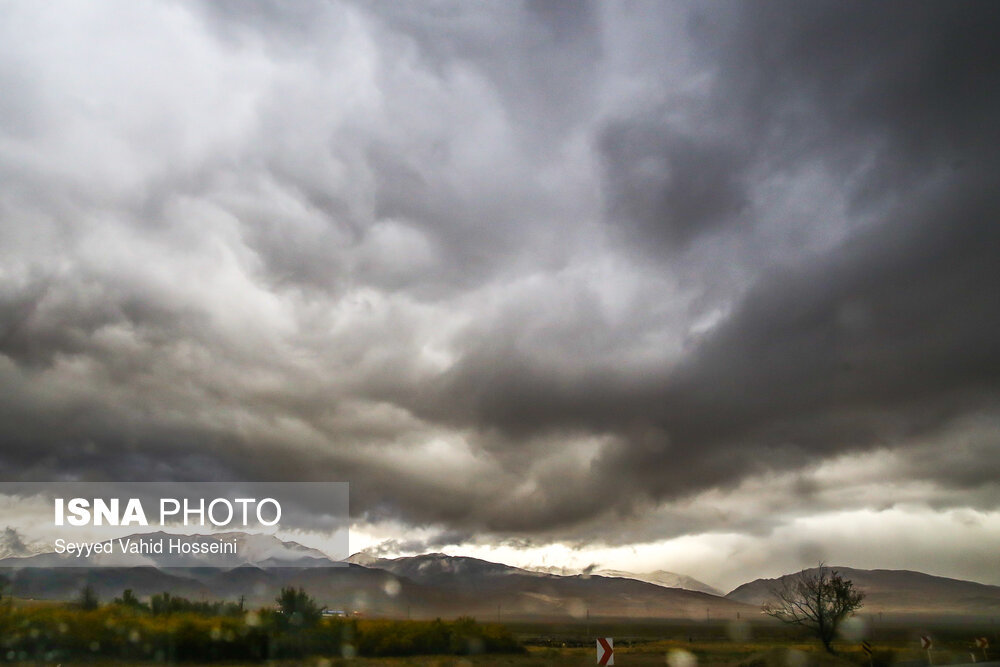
[762,564,864,653]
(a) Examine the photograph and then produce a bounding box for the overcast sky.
[1,0,998,591]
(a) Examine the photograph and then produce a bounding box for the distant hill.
[596,569,723,596]
[361,555,723,596]
[727,566,1000,616]
[8,541,997,620]
[348,552,750,620]
[1,541,752,620]
[522,564,722,596]
[0,527,43,560]
[351,552,538,584]
[0,532,333,569]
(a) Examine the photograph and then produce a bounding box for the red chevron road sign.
[597,637,614,665]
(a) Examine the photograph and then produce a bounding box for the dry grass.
[0,642,920,666]
[3,609,994,665]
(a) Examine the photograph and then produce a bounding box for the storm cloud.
[1,1,998,581]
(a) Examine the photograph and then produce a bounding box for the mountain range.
[343,552,745,619]
[1,532,998,620]
[0,532,331,569]
[523,564,723,596]
[727,566,1000,617]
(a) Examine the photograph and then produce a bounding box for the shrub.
[0,599,523,662]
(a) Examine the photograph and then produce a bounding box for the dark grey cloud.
[0,0,998,574]
[599,119,750,250]
[378,0,1000,527]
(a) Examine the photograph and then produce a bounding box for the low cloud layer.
[1,1,998,579]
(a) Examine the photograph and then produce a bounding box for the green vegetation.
[0,605,992,665]
[274,586,323,629]
[120,590,246,617]
[0,587,523,663]
[509,619,999,667]
[356,617,523,657]
[76,583,99,611]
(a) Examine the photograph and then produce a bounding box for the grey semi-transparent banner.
[0,482,348,568]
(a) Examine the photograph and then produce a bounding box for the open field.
[3,617,996,665]
[4,646,998,666]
